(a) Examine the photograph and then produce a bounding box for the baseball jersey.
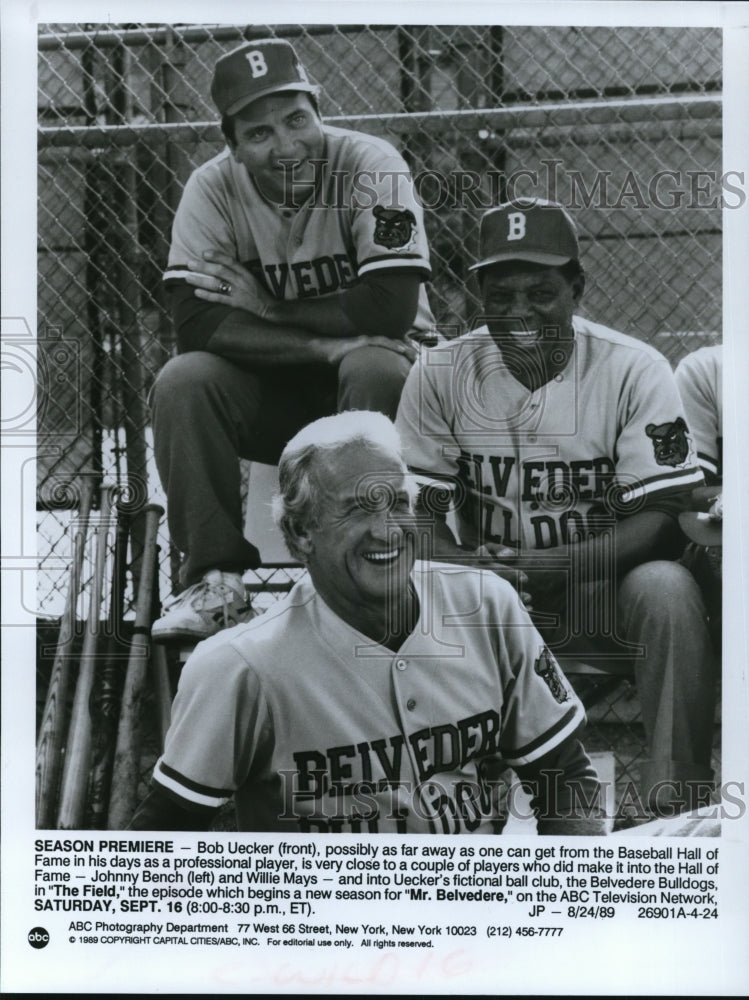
[152,562,585,834]
[164,124,435,338]
[675,344,722,481]
[395,318,704,552]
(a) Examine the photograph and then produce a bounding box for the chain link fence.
[36,23,722,824]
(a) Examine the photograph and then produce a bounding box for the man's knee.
[151,353,265,429]
[619,560,707,622]
[338,344,412,385]
[151,352,228,404]
[337,345,412,417]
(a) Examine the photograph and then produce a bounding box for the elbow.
[169,286,232,353]
[375,294,418,339]
[343,273,420,339]
[385,309,417,340]
[176,326,209,354]
[349,301,416,339]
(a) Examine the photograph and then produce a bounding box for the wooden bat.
[85,500,131,828]
[151,643,173,752]
[56,485,112,829]
[35,477,95,828]
[107,503,163,830]
[150,545,173,751]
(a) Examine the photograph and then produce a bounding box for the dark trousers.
[535,561,717,811]
[151,347,412,585]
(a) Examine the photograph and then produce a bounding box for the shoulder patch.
[534,647,570,703]
[372,206,416,250]
[645,416,692,468]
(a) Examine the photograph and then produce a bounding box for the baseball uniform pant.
[537,560,717,816]
[150,346,412,585]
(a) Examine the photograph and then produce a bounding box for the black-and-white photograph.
[33,19,726,834]
[3,3,749,994]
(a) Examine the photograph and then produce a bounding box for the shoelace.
[167,579,242,620]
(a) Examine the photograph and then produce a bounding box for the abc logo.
[28,926,50,949]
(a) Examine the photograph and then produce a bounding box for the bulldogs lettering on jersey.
[286,708,503,833]
[151,565,584,834]
[451,449,618,550]
[396,319,704,552]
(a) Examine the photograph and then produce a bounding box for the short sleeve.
[349,146,431,280]
[152,638,271,810]
[396,354,460,481]
[164,165,257,282]
[675,348,722,480]
[614,356,704,510]
[488,579,585,766]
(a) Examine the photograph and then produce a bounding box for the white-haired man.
[131,411,604,834]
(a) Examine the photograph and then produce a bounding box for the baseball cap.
[211,39,319,117]
[469,199,580,271]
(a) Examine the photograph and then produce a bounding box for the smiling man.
[130,411,604,834]
[395,200,718,819]
[150,37,435,641]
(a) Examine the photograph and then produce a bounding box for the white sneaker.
[151,570,254,642]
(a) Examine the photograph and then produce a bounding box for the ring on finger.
[218,280,232,295]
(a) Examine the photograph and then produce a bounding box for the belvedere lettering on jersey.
[455,450,617,549]
[278,709,505,833]
[247,253,357,299]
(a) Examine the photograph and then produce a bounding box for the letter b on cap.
[507,212,526,241]
[245,50,268,78]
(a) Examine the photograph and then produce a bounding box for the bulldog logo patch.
[373,206,416,250]
[534,647,569,703]
[645,417,691,468]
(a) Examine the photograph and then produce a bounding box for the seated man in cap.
[396,199,718,818]
[131,410,604,834]
[675,344,723,652]
[675,344,722,489]
[151,37,435,641]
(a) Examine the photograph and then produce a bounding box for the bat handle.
[56,485,113,829]
[36,477,96,827]
[107,503,164,829]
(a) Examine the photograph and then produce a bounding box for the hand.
[481,543,575,612]
[312,334,418,367]
[474,544,533,607]
[185,250,275,320]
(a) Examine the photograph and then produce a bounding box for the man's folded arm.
[170,270,421,354]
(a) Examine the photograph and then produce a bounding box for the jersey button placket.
[288,216,304,255]
[394,660,416,712]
